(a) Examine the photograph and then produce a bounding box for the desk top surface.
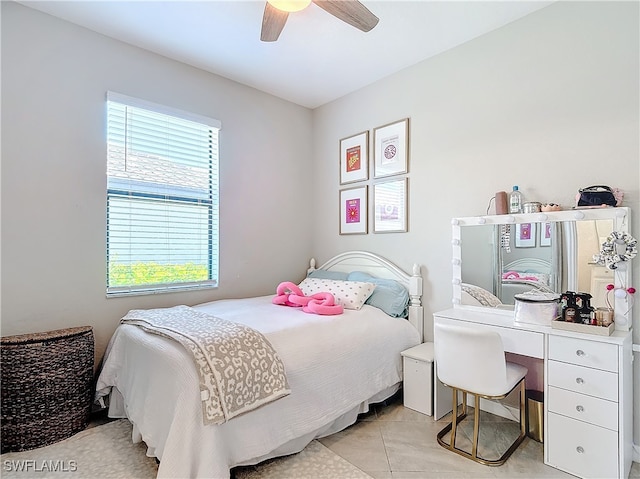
[435,307,631,346]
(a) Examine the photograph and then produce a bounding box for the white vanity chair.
[434,322,527,466]
[434,207,635,479]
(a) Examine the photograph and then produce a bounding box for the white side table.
[401,342,434,416]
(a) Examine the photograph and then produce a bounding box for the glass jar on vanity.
[434,206,635,479]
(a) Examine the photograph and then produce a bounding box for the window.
[106,92,220,296]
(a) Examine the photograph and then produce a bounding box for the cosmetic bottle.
[509,186,524,214]
[561,291,577,322]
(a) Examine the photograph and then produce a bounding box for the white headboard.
[308,251,424,341]
[503,258,551,274]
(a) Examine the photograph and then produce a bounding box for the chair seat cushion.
[504,362,528,393]
[474,362,527,397]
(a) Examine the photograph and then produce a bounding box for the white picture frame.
[540,222,552,247]
[373,118,409,178]
[373,178,408,233]
[339,131,369,184]
[515,223,536,248]
[339,185,368,235]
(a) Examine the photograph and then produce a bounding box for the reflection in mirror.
[575,219,614,308]
[454,208,632,331]
[497,222,560,304]
[460,218,615,307]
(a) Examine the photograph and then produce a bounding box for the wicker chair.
[1,326,94,453]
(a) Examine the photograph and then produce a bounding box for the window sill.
[106,282,218,298]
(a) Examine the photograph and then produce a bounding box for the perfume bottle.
[561,291,577,322]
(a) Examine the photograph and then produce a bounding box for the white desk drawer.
[547,412,618,479]
[435,316,544,359]
[548,360,618,401]
[548,335,618,372]
[548,386,618,430]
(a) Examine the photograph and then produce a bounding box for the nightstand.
[401,342,434,416]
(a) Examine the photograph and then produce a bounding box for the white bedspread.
[96,295,420,479]
[121,305,290,425]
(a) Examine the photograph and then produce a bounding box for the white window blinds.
[106,92,220,296]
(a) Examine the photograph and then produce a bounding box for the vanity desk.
[435,207,635,479]
[434,307,633,479]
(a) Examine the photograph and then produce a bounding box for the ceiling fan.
[261,0,379,42]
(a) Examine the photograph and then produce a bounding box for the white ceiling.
[18,0,554,109]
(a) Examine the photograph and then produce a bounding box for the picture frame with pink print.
[540,222,552,247]
[515,223,536,248]
[339,186,368,235]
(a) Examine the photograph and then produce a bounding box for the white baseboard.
[634,442,639,463]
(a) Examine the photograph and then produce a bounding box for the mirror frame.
[451,207,633,331]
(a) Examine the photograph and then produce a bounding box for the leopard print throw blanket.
[121,305,290,425]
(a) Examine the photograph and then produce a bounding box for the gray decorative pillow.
[461,283,502,307]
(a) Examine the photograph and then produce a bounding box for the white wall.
[311,0,639,445]
[1,2,314,361]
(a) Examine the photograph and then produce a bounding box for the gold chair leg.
[472,394,480,459]
[450,388,458,450]
[489,378,527,466]
[436,378,528,467]
[461,390,467,416]
[520,380,526,437]
[437,387,468,453]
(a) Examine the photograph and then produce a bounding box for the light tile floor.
[319,393,640,479]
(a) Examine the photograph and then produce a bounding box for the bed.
[95,251,423,479]
[501,257,555,303]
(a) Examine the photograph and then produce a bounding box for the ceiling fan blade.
[261,2,289,42]
[312,0,379,32]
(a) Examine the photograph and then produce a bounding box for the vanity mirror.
[451,207,633,331]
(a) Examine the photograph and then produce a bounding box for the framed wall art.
[373,118,409,178]
[339,185,368,235]
[515,223,536,248]
[373,178,407,233]
[540,222,552,247]
[339,131,369,184]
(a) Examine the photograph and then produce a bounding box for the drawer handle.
[576,349,585,357]
[576,446,585,454]
[576,377,584,384]
[576,405,584,412]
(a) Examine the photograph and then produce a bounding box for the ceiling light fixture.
[267,0,311,13]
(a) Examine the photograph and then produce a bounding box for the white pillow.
[298,278,376,310]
